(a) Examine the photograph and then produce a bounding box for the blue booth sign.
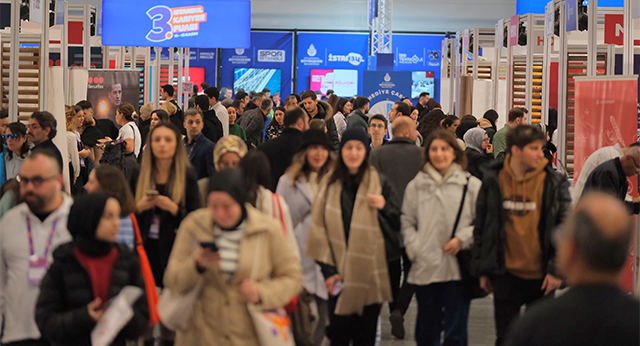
[101,0,251,48]
[297,32,369,96]
[389,34,444,102]
[363,71,412,138]
[220,31,294,97]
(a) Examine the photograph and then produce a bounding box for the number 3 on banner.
[146,6,173,42]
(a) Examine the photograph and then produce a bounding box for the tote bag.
[130,214,160,326]
[247,236,296,346]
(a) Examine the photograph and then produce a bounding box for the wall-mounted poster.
[87,70,140,123]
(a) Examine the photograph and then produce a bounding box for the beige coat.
[164,206,303,346]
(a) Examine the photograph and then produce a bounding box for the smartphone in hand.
[200,242,219,252]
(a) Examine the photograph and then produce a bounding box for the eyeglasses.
[482,137,490,142]
[3,134,18,140]
[16,174,57,188]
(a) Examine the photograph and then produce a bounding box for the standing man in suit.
[184,108,216,180]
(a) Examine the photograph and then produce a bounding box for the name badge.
[28,257,48,287]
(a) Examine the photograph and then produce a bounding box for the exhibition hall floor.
[378,296,497,346]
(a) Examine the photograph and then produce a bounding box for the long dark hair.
[5,122,29,160]
[93,164,136,216]
[336,98,350,115]
[329,143,370,186]
[239,150,272,207]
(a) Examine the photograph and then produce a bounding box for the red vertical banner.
[574,76,638,292]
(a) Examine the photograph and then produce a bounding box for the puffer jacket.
[238,108,266,148]
[300,100,339,151]
[163,207,302,346]
[35,243,148,346]
[401,164,481,286]
[471,159,571,277]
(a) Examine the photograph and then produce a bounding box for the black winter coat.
[471,159,571,278]
[202,109,224,144]
[259,128,304,192]
[301,100,340,151]
[238,108,266,148]
[36,243,148,346]
[583,158,640,214]
[465,148,494,181]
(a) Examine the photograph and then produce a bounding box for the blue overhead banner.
[363,71,412,121]
[101,0,251,48]
[390,34,444,102]
[297,32,369,96]
[220,31,293,97]
[516,0,622,14]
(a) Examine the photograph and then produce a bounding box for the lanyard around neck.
[26,216,59,259]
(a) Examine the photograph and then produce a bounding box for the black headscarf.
[67,193,114,256]
[207,168,248,230]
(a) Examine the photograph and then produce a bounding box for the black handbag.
[451,177,489,300]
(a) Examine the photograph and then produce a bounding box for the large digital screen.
[102,0,250,48]
[411,72,435,99]
[310,69,358,97]
[233,68,281,95]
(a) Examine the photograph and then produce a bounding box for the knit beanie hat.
[340,128,371,149]
[208,168,247,207]
[301,129,332,151]
[68,193,113,256]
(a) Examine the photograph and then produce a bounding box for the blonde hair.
[135,123,191,205]
[161,101,177,116]
[285,148,333,186]
[65,105,76,132]
[139,102,154,121]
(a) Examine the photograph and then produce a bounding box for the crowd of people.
[0,83,638,346]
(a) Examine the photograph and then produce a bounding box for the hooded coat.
[300,100,340,151]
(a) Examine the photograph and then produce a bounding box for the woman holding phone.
[135,122,200,346]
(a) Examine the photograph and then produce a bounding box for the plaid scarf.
[306,167,392,315]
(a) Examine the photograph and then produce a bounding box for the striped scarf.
[306,167,392,315]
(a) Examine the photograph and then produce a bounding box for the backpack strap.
[451,176,470,240]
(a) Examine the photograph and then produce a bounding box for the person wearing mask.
[284,94,299,111]
[492,108,525,159]
[346,96,370,134]
[111,103,142,158]
[265,106,286,140]
[64,106,83,192]
[581,147,640,214]
[416,92,430,119]
[259,107,310,192]
[417,109,446,146]
[0,150,73,345]
[183,108,216,180]
[76,100,118,140]
[368,114,389,150]
[369,117,421,340]
[4,122,30,180]
[276,129,334,346]
[240,98,271,148]
[27,111,64,172]
[35,194,148,346]
[85,165,138,249]
[402,129,481,346]
[464,127,494,180]
[204,87,229,137]
[572,142,640,203]
[472,125,571,346]
[504,193,640,346]
[197,135,249,206]
[333,98,353,141]
[306,129,401,346]
[195,94,223,144]
[226,104,247,141]
[163,168,302,346]
[300,90,339,151]
[135,123,200,346]
[161,85,185,135]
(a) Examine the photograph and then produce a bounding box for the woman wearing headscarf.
[164,168,302,346]
[307,129,401,346]
[276,129,334,346]
[36,194,148,346]
[463,127,494,181]
[197,135,249,206]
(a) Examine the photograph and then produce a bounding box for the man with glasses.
[368,114,389,150]
[582,146,640,214]
[0,149,72,346]
[27,112,63,173]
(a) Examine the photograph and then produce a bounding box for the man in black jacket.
[415,92,430,119]
[162,85,185,135]
[472,125,571,346]
[195,94,223,144]
[259,107,309,191]
[582,147,640,214]
[184,108,216,180]
[300,90,340,151]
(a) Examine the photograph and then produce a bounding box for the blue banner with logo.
[363,71,412,122]
[297,32,369,96]
[390,34,444,102]
[220,31,293,98]
[566,0,578,32]
[102,0,250,48]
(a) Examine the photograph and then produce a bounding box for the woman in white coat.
[276,129,334,346]
[402,129,481,346]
